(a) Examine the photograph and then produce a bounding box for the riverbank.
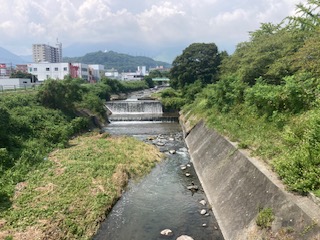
[0,132,162,239]
[180,116,320,239]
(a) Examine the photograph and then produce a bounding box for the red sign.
[0,64,6,69]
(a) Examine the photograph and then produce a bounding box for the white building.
[0,78,32,90]
[28,62,88,82]
[105,68,120,79]
[120,66,148,81]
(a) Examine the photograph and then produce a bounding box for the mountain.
[0,47,27,64]
[63,50,171,72]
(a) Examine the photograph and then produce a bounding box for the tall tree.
[287,0,320,32]
[170,43,221,89]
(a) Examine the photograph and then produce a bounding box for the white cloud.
[0,0,306,60]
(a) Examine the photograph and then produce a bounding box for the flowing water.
[93,91,224,240]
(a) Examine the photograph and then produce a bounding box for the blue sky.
[0,0,306,62]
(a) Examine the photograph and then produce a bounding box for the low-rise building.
[16,64,28,73]
[120,66,148,81]
[88,64,105,82]
[0,78,32,90]
[105,68,120,79]
[27,62,104,82]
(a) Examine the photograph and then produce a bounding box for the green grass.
[0,132,162,239]
[256,208,274,229]
[184,97,320,195]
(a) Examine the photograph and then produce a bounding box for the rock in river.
[176,235,194,240]
[160,229,173,236]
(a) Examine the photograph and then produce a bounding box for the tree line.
[164,0,320,195]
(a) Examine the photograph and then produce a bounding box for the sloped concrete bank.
[181,118,320,239]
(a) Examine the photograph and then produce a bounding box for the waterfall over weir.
[106,100,163,114]
[106,100,178,122]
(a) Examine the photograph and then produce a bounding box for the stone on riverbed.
[200,209,207,215]
[169,149,176,154]
[199,199,206,205]
[180,165,187,170]
[156,142,165,146]
[160,229,173,236]
[176,235,194,240]
[187,182,199,191]
[185,173,191,177]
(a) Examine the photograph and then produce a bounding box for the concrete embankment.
[181,117,320,240]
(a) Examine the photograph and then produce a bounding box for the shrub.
[256,207,274,229]
[37,79,83,112]
[272,109,320,193]
[204,76,247,112]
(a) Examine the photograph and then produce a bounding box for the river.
[93,90,224,240]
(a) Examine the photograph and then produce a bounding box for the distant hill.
[63,50,171,72]
[0,47,27,65]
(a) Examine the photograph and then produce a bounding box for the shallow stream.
[93,121,224,240]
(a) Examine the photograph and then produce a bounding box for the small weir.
[106,99,178,122]
[95,93,223,240]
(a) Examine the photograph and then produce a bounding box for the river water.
[93,91,223,240]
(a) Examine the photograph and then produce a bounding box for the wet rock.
[186,164,191,167]
[147,136,155,141]
[185,173,191,177]
[200,209,207,215]
[205,213,210,216]
[187,185,198,191]
[199,200,206,206]
[160,229,173,236]
[168,137,175,141]
[169,149,176,154]
[202,223,207,227]
[180,165,187,170]
[176,235,194,240]
[156,142,165,146]
[187,182,199,192]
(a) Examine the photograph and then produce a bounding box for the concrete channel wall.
[181,118,320,240]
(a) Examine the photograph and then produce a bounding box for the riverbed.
[93,120,224,240]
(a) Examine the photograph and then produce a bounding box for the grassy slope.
[183,98,320,196]
[0,132,162,240]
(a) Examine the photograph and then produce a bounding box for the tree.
[287,0,320,32]
[170,43,221,89]
[37,79,83,112]
[220,25,304,85]
[292,28,320,77]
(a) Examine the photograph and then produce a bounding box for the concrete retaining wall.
[182,119,320,239]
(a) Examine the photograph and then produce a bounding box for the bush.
[256,207,274,229]
[245,74,320,117]
[204,76,247,112]
[37,79,83,112]
[273,109,320,193]
[80,93,106,116]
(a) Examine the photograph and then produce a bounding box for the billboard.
[0,63,6,69]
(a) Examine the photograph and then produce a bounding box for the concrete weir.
[181,118,320,239]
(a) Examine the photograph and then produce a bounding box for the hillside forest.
[63,50,171,72]
[161,0,320,196]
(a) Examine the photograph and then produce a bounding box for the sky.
[0,0,306,63]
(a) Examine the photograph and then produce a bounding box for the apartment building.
[32,40,62,63]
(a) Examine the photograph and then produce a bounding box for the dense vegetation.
[163,0,320,196]
[0,77,149,211]
[63,50,171,72]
